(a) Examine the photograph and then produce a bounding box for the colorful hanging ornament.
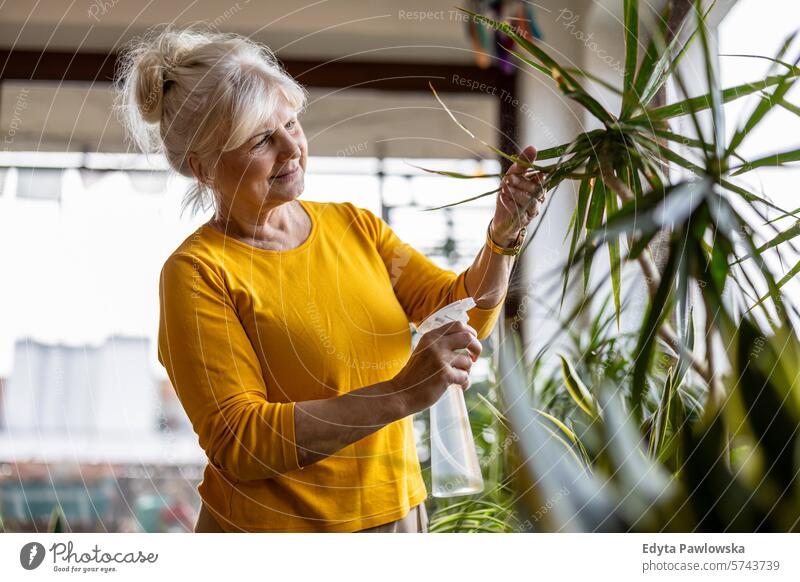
[465,0,543,73]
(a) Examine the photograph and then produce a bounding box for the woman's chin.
[267,183,305,203]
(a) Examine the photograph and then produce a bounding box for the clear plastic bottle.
[415,297,485,498]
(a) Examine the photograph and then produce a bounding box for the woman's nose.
[276,137,301,162]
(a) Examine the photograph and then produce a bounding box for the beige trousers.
[356,504,428,533]
[194,502,428,533]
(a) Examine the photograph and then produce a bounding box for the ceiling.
[0,0,481,63]
[0,0,507,157]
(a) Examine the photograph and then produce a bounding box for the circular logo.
[20,542,46,570]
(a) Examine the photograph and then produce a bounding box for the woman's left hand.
[491,145,547,245]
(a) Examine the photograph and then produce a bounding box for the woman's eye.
[252,121,295,150]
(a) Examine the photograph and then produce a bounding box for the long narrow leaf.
[694,0,725,164]
[562,178,593,307]
[631,73,800,123]
[632,237,679,417]
[726,69,800,158]
[559,354,597,417]
[621,0,639,113]
[730,147,800,175]
[463,7,615,124]
[604,171,623,327]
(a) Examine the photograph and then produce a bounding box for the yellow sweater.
[157,199,505,532]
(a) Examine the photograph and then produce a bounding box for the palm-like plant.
[425,1,800,531]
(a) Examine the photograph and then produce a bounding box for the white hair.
[115,25,308,217]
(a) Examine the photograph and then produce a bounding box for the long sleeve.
[352,204,506,340]
[157,252,302,481]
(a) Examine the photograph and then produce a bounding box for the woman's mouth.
[271,166,299,181]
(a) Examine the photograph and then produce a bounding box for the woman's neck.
[208,200,310,251]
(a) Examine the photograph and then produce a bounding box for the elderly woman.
[118,28,545,533]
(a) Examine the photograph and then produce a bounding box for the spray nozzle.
[416,297,477,336]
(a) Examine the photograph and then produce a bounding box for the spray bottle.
[415,297,485,497]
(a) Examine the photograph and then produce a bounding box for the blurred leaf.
[499,324,618,531]
[559,354,597,417]
[47,505,68,533]
[596,386,676,524]
[650,368,674,458]
[534,408,579,445]
[632,237,679,417]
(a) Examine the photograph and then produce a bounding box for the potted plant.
[426,1,800,532]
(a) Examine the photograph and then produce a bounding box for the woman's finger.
[450,353,473,372]
[504,184,541,216]
[505,145,538,177]
[506,172,545,194]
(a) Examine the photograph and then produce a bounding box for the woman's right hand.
[390,320,482,415]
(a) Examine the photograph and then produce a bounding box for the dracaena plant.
[425,0,800,531]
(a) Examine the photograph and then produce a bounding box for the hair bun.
[134,49,167,124]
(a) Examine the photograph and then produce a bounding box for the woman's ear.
[187,152,212,187]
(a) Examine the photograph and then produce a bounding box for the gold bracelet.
[486,220,526,256]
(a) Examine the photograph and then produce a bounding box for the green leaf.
[498,324,617,531]
[48,505,68,533]
[584,178,607,290]
[631,72,800,123]
[719,178,796,216]
[592,179,710,242]
[404,162,502,180]
[476,392,511,430]
[709,230,733,293]
[628,228,660,260]
[730,147,800,175]
[621,0,639,113]
[649,367,674,458]
[667,45,713,165]
[604,175,622,327]
[778,97,800,116]
[694,0,725,164]
[464,7,615,124]
[733,220,800,263]
[635,134,796,215]
[749,258,800,312]
[534,408,579,444]
[630,1,712,115]
[566,67,624,96]
[559,354,597,417]
[632,126,717,153]
[596,386,676,511]
[632,237,679,417]
[562,178,593,307]
[674,307,695,390]
[428,82,540,171]
[535,132,604,161]
[422,186,501,211]
[725,45,800,158]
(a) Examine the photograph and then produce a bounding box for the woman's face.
[213,98,308,220]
